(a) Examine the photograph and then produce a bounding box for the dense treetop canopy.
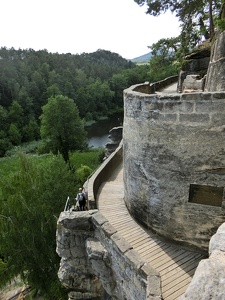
[134,0,225,54]
[0,47,151,157]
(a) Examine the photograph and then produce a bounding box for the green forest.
[0,47,152,157]
[1,0,224,297]
[0,47,156,299]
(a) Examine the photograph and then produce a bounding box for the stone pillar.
[56,211,104,300]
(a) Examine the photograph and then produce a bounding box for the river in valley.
[86,116,123,148]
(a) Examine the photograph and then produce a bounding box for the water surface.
[86,117,123,148]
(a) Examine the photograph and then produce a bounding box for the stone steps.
[97,163,206,300]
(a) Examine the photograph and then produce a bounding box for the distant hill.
[129,52,152,64]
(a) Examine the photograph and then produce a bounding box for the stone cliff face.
[57,212,104,300]
[180,223,225,299]
[177,46,210,93]
[123,84,225,251]
[105,126,123,158]
[56,211,161,300]
[205,30,225,91]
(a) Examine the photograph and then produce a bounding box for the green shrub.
[216,19,225,31]
[75,165,93,186]
[70,148,105,172]
[0,148,103,298]
[5,140,45,156]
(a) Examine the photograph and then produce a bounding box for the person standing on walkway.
[76,187,86,211]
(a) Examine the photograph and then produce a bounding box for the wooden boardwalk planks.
[97,163,206,300]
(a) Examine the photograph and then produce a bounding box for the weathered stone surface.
[58,257,93,290]
[209,223,225,255]
[86,238,116,297]
[111,232,133,254]
[183,74,205,91]
[57,212,104,299]
[105,126,123,158]
[57,207,161,300]
[125,249,145,269]
[180,250,225,300]
[205,30,225,92]
[101,221,117,237]
[108,126,123,143]
[86,237,108,260]
[68,291,102,300]
[177,44,210,92]
[58,211,93,231]
[92,211,108,226]
[57,211,161,300]
[123,86,225,251]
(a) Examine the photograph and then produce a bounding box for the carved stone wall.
[123,83,225,251]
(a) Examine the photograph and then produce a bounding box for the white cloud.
[0,0,180,58]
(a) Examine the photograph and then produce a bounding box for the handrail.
[63,142,123,212]
[64,196,70,211]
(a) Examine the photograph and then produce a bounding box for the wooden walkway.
[97,163,206,300]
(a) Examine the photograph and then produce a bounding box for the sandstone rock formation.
[180,223,225,300]
[57,210,161,300]
[205,30,225,91]
[177,43,210,92]
[182,74,206,92]
[105,126,123,158]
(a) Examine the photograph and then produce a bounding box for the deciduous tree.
[40,95,87,163]
[0,154,74,298]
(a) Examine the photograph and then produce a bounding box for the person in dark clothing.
[76,187,86,211]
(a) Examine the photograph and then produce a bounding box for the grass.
[0,148,104,178]
[0,142,104,201]
[70,148,105,171]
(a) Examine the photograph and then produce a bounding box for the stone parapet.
[85,141,123,209]
[133,75,178,94]
[56,210,161,300]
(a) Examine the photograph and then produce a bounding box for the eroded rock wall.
[205,30,225,92]
[123,84,225,251]
[177,47,210,93]
[105,126,123,158]
[180,222,225,300]
[56,212,104,300]
[56,210,161,300]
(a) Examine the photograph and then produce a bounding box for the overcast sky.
[1,0,180,59]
